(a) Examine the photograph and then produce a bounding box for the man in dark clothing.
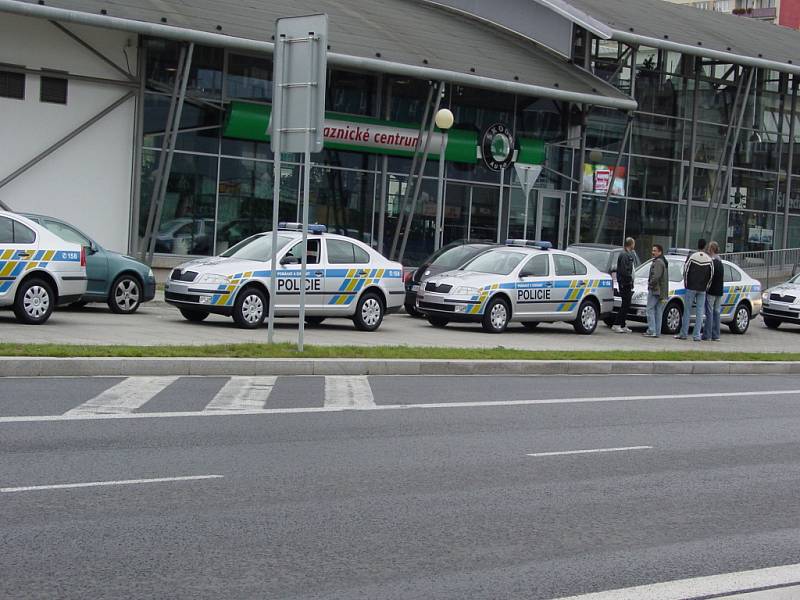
[612,237,636,333]
[677,239,714,341]
[702,241,724,341]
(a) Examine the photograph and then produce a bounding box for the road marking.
[64,376,178,416]
[324,376,376,409]
[1,475,223,493]
[549,562,800,600]
[204,376,276,411]
[527,446,652,458]
[2,388,800,424]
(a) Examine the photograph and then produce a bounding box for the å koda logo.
[481,123,514,171]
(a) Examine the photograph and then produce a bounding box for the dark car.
[405,240,499,316]
[565,243,640,279]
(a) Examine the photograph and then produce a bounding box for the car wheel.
[233,286,266,329]
[763,316,781,329]
[353,291,385,331]
[662,301,682,335]
[13,277,54,325]
[305,316,326,327]
[179,308,209,322]
[405,302,422,317]
[572,299,599,335]
[427,316,450,328]
[481,296,510,333]
[522,321,539,331]
[728,303,751,334]
[108,275,142,314]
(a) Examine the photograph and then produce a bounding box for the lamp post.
[434,108,454,250]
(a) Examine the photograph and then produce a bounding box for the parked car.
[0,211,86,324]
[761,272,800,329]
[154,218,215,255]
[565,243,640,280]
[404,240,499,316]
[23,214,156,314]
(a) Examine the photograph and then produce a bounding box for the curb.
[1,358,799,377]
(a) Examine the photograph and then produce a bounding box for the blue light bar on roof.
[505,239,552,250]
[278,222,327,234]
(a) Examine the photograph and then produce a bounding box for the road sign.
[514,163,542,199]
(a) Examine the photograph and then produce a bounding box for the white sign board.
[514,163,543,199]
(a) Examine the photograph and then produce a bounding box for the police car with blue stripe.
[0,211,87,324]
[415,240,614,334]
[165,223,404,330]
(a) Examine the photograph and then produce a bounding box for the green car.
[22,214,156,314]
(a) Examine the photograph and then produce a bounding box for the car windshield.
[220,233,293,261]
[566,247,611,272]
[430,245,489,270]
[789,272,800,284]
[462,250,525,275]
[635,259,684,282]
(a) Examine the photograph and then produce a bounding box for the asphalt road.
[1,297,798,351]
[3,374,800,599]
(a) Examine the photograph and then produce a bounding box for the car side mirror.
[87,243,98,255]
[280,255,300,265]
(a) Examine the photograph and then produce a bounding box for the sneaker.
[612,325,625,333]
[712,338,721,342]
[642,332,658,338]
[693,337,702,342]
[674,334,687,340]
[622,327,633,333]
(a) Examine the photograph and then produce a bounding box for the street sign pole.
[267,35,285,345]
[514,163,543,240]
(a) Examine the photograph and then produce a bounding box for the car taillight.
[403,270,414,283]
[80,246,86,267]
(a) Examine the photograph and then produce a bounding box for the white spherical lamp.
[435,108,454,130]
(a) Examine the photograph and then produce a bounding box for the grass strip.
[0,343,798,361]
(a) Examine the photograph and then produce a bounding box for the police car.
[165,223,404,331]
[760,272,800,329]
[415,240,614,334]
[0,211,87,324]
[613,251,762,334]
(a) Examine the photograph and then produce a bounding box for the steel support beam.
[0,91,135,192]
[772,73,788,242]
[573,112,588,244]
[783,77,798,249]
[683,57,701,247]
[593,114,633,243]
[50,20,136,81]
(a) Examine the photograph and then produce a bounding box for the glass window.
[573,257,588,275]
[284,239,321,264]
[462,250,524,275]
[431,245,487,270]
[0,70,25,99]
[145,40,223,100]
[220,233,292,261]
[326,239,367,264]
[625,199,679,260]
[310,167,374,245]
[521,254,549,277]
[0,217,13,243]
[353,245,370,264]
[635,259,683,282]
[40,75,67,104]
[723,263,742,282]
[554,254,578,276]
[13,221,35,244]
[43,220,90,246]
[143,93,221,154]
[226,54,272,102]
[326,69,378,116]
[629,156,681,201]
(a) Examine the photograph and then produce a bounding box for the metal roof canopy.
[541,0,800,76]
[0,0,636,110]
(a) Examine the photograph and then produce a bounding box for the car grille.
[764,307,800,319]
[418,301,455,312]
[425,282,452,293]
[171,269,198,282]
[165,291,200,303]
[770,293,796,303]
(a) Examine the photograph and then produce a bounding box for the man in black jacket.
[676,239,714,341]
[702,240,724,341]
[612,237,636,333]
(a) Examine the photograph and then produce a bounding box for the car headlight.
[762,292,769,302]
[454,286,479,295]
[198,273,229,284]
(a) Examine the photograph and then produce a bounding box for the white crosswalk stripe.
[324,376,375,409]
[64,376,178,416]
[204,376,276,411]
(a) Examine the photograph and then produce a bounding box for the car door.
[275,238,324,313]
[0,215,38,301]
[552,253,587,316]
[42,219,107,297]
[721,262,742,319]
[514,253,555,318]
[324,238,373,312]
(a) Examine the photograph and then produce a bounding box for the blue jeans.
[680,289,706,339]
[646,294,664,336]
[703,294,722,340]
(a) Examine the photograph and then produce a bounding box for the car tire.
[305,316,326,327]
[353,291,385,331]
[108,274,142,314]
[405,302,422,317]
[728,303,751,334]
[662,301,682,335]
[13,277,55,325]
[522,321,539,331]
[481,296,510,333]
[427,316,450,328]
[763,316,782,329]
[180,308,209,322]
[572,299,599,335]
[232,286,267,329]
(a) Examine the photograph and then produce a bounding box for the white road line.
[64,376,178,416]
[1,475,223,493]
[204,376,276,411]
[549,562,800,600]
[324,376,376,409]
[2,388,800,424]
[527,446,653,458]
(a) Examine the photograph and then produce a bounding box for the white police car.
[415,240,614,334]
[0,211,87,324]
[614,251,762,334]
[165,223,404,330]
[761,272,800,329]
